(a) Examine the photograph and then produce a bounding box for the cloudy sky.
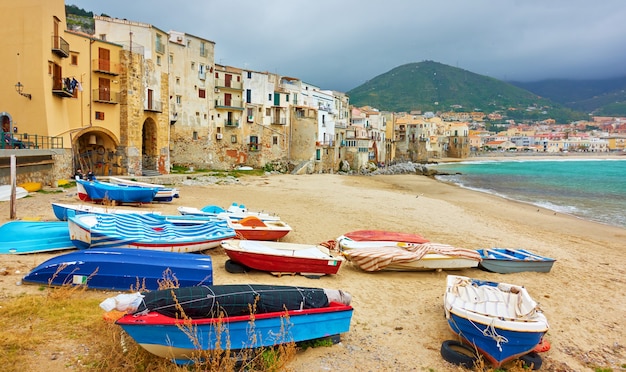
[67,0,626,92]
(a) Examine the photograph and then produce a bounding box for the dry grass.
[0,278,299,372]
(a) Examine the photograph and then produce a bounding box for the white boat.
[221,239,344,276]
[51,202,161,221]
[178,202,281,222]
[444,275,549,367]
[338,238,481,272]
[0,185,28,201]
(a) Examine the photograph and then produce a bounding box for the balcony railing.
[215,99,243,109]
[52,76,76,98]
[2,131,63,149]
[271,117,287,125]
[248,143,260,152]
[92,89,120,104]
[155,42,165,54]
[51,36,69,58]
[215,79,242,90]
[224,119,240,127]
[92,59,120,75]
[145,100,163,112]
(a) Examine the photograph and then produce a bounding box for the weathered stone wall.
[0,149,73,186]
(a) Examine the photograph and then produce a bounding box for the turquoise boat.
[0,220,74,254]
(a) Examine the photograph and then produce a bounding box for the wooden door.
[99,78,110,101]
[98,48,110,71]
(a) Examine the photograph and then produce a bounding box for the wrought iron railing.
[2,131,63,149]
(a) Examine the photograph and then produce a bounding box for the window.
[265,108,271,116]
[273,136,278,145]
[169,54,173,64]
[198,89,206,98]
[268,94,272,101]
[176,77,180,85]
[95,111,105,120]
[176,95,182,104]
[247,71,252,78]
[286,94,289,102]
[156,55,161,66]
[191,62,195,70]
[200,42,206,56]
[99,34,106,41]
[246,89,251,104]
[70,53,78,65]
[231,135,237,143]
[193,131,198,140]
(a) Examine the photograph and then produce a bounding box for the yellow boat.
[18,182,42,192]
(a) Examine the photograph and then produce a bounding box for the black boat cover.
[135,284,331,318]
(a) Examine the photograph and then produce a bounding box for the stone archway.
[141,118,158,172]
[72,128,121,177]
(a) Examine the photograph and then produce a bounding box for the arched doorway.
[141,118,158,173]
[72,128,121,177]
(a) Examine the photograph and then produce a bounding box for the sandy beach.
[1,172,625,371]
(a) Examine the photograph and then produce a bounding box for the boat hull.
[178,205,281,222]
[68,213,235,252]
[228,217,292,241]
[340,230,429,244]
[22,248,213,290]
[116,302,353,364]
[0,185,29,201]
[444,275,549,367]
[52,202,159,221]
[77,180,158,204]
[338,238,480,272]
[222,240,343,275]
[0,221,74,254]
[108,177,179,202]
[477,248,556,273]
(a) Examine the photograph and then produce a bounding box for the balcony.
[92,89,120,104]
[271,117,287,125]
[215,99,243,110]
[145,100,162,112]
[51,36,69,58]
[215,79,242,90]
[92,59,120,75]
[248,143,260,152]
[51,77,75,98]
[224,119,239,127]
[155,42,165,54]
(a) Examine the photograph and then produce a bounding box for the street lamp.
[15,82,32,100]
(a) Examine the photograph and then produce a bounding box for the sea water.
[431,158,626,228]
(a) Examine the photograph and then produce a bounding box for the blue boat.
[77,179,159,204]
[109,284,353,364]
[0,220,74,254]
[477,248,556,274]
[51,202,160,221]
[68,212,235,252]
[108,177,180,203]
[22,248,212,291]
[443,275,549,367]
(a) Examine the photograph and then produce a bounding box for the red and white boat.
[220,239,344,276]
[338,230,429,245]
[227,216,292,241]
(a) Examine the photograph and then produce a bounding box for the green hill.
[510,77,626,116]
[348,61,588,122]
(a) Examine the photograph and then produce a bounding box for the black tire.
[440,340,478,368]
[224,259,248,274]
[519,352,543,370]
